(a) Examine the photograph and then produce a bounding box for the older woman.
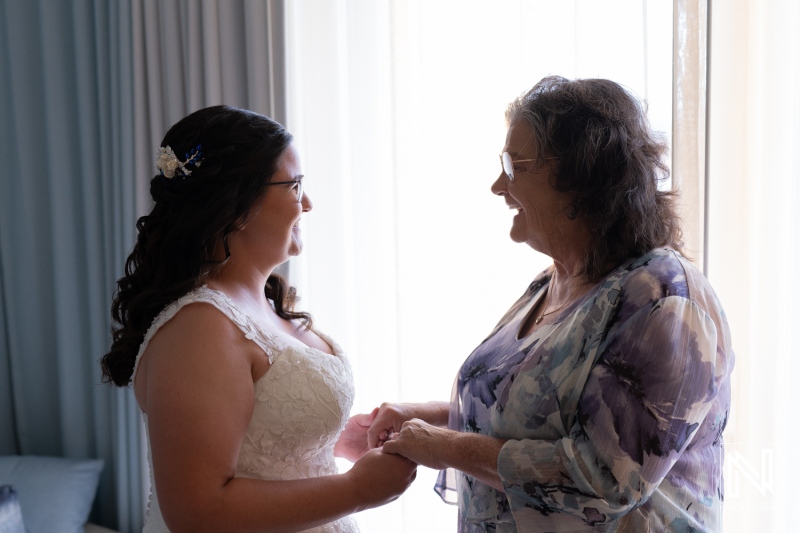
[353,76,733,532]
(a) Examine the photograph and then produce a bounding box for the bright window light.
[286,2,673,531]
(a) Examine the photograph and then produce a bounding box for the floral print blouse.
[435,248,733,532]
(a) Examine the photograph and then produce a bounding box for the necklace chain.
[534,288,572,325]
[533,272,591,326]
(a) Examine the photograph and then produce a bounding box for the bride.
[101,105,416,532]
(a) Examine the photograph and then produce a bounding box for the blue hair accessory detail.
[156,144,203,178]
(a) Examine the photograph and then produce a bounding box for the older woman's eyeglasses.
[500,152,559,181]
[266,175,304,201]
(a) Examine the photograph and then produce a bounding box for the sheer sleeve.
[497,295,721,527]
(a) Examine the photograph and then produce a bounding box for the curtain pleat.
[672,0,708,270]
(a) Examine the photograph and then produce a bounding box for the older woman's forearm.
[440,431,507,492]
[413,401,450,426]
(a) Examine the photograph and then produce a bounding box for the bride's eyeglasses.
[266,175,304,201]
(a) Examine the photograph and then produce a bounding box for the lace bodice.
[132,286,358,533]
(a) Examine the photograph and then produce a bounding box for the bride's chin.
[288,227,303,255]
[288,239,303,256]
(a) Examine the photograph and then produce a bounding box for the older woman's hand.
[383,418,508,492]
[380,418,454,470]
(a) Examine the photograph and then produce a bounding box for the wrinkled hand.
[346,447,417,510]
[367,403,421,449]
[334,408,379,462]
[381,418,453,470]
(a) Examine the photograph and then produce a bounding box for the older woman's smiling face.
[491,120,574,256]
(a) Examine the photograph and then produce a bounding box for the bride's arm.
[140,304,415,533]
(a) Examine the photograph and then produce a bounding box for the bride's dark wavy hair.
[102,105,312,387]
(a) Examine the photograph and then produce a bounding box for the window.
[286,2,673,530]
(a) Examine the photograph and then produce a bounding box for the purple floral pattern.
[435,248,733,532]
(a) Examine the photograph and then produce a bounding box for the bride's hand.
[334,408,378,462]
[345,447,417,510]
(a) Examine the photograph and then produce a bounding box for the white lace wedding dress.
[132,286,359,533]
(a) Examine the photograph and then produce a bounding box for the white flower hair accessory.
[155,144,204,179]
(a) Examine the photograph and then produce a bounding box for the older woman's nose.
[491,172,508,196]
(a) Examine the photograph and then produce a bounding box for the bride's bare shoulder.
[135,301,263,410]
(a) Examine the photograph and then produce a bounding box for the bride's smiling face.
[233,144,312,266]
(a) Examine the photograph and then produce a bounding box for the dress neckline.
[513,277,602,341]
[199,284,341,358]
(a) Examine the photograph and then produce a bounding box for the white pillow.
[0,455,103,533]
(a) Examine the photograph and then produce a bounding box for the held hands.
[367,402,425,449]
[345,401,453,470]
[337,402,430,461]
[352,402,506,491]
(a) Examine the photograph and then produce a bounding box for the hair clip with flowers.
[155,144,204,179]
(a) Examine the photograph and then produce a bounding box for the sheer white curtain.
[672,0,708,264]
[285,1,673,531]
[707,1,800,532]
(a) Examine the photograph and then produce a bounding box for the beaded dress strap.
[131,286,278,382]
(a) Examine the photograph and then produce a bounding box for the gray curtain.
[0,0,286,531]
[0,0,142,530]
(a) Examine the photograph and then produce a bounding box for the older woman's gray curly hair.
[506,76,684,281]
